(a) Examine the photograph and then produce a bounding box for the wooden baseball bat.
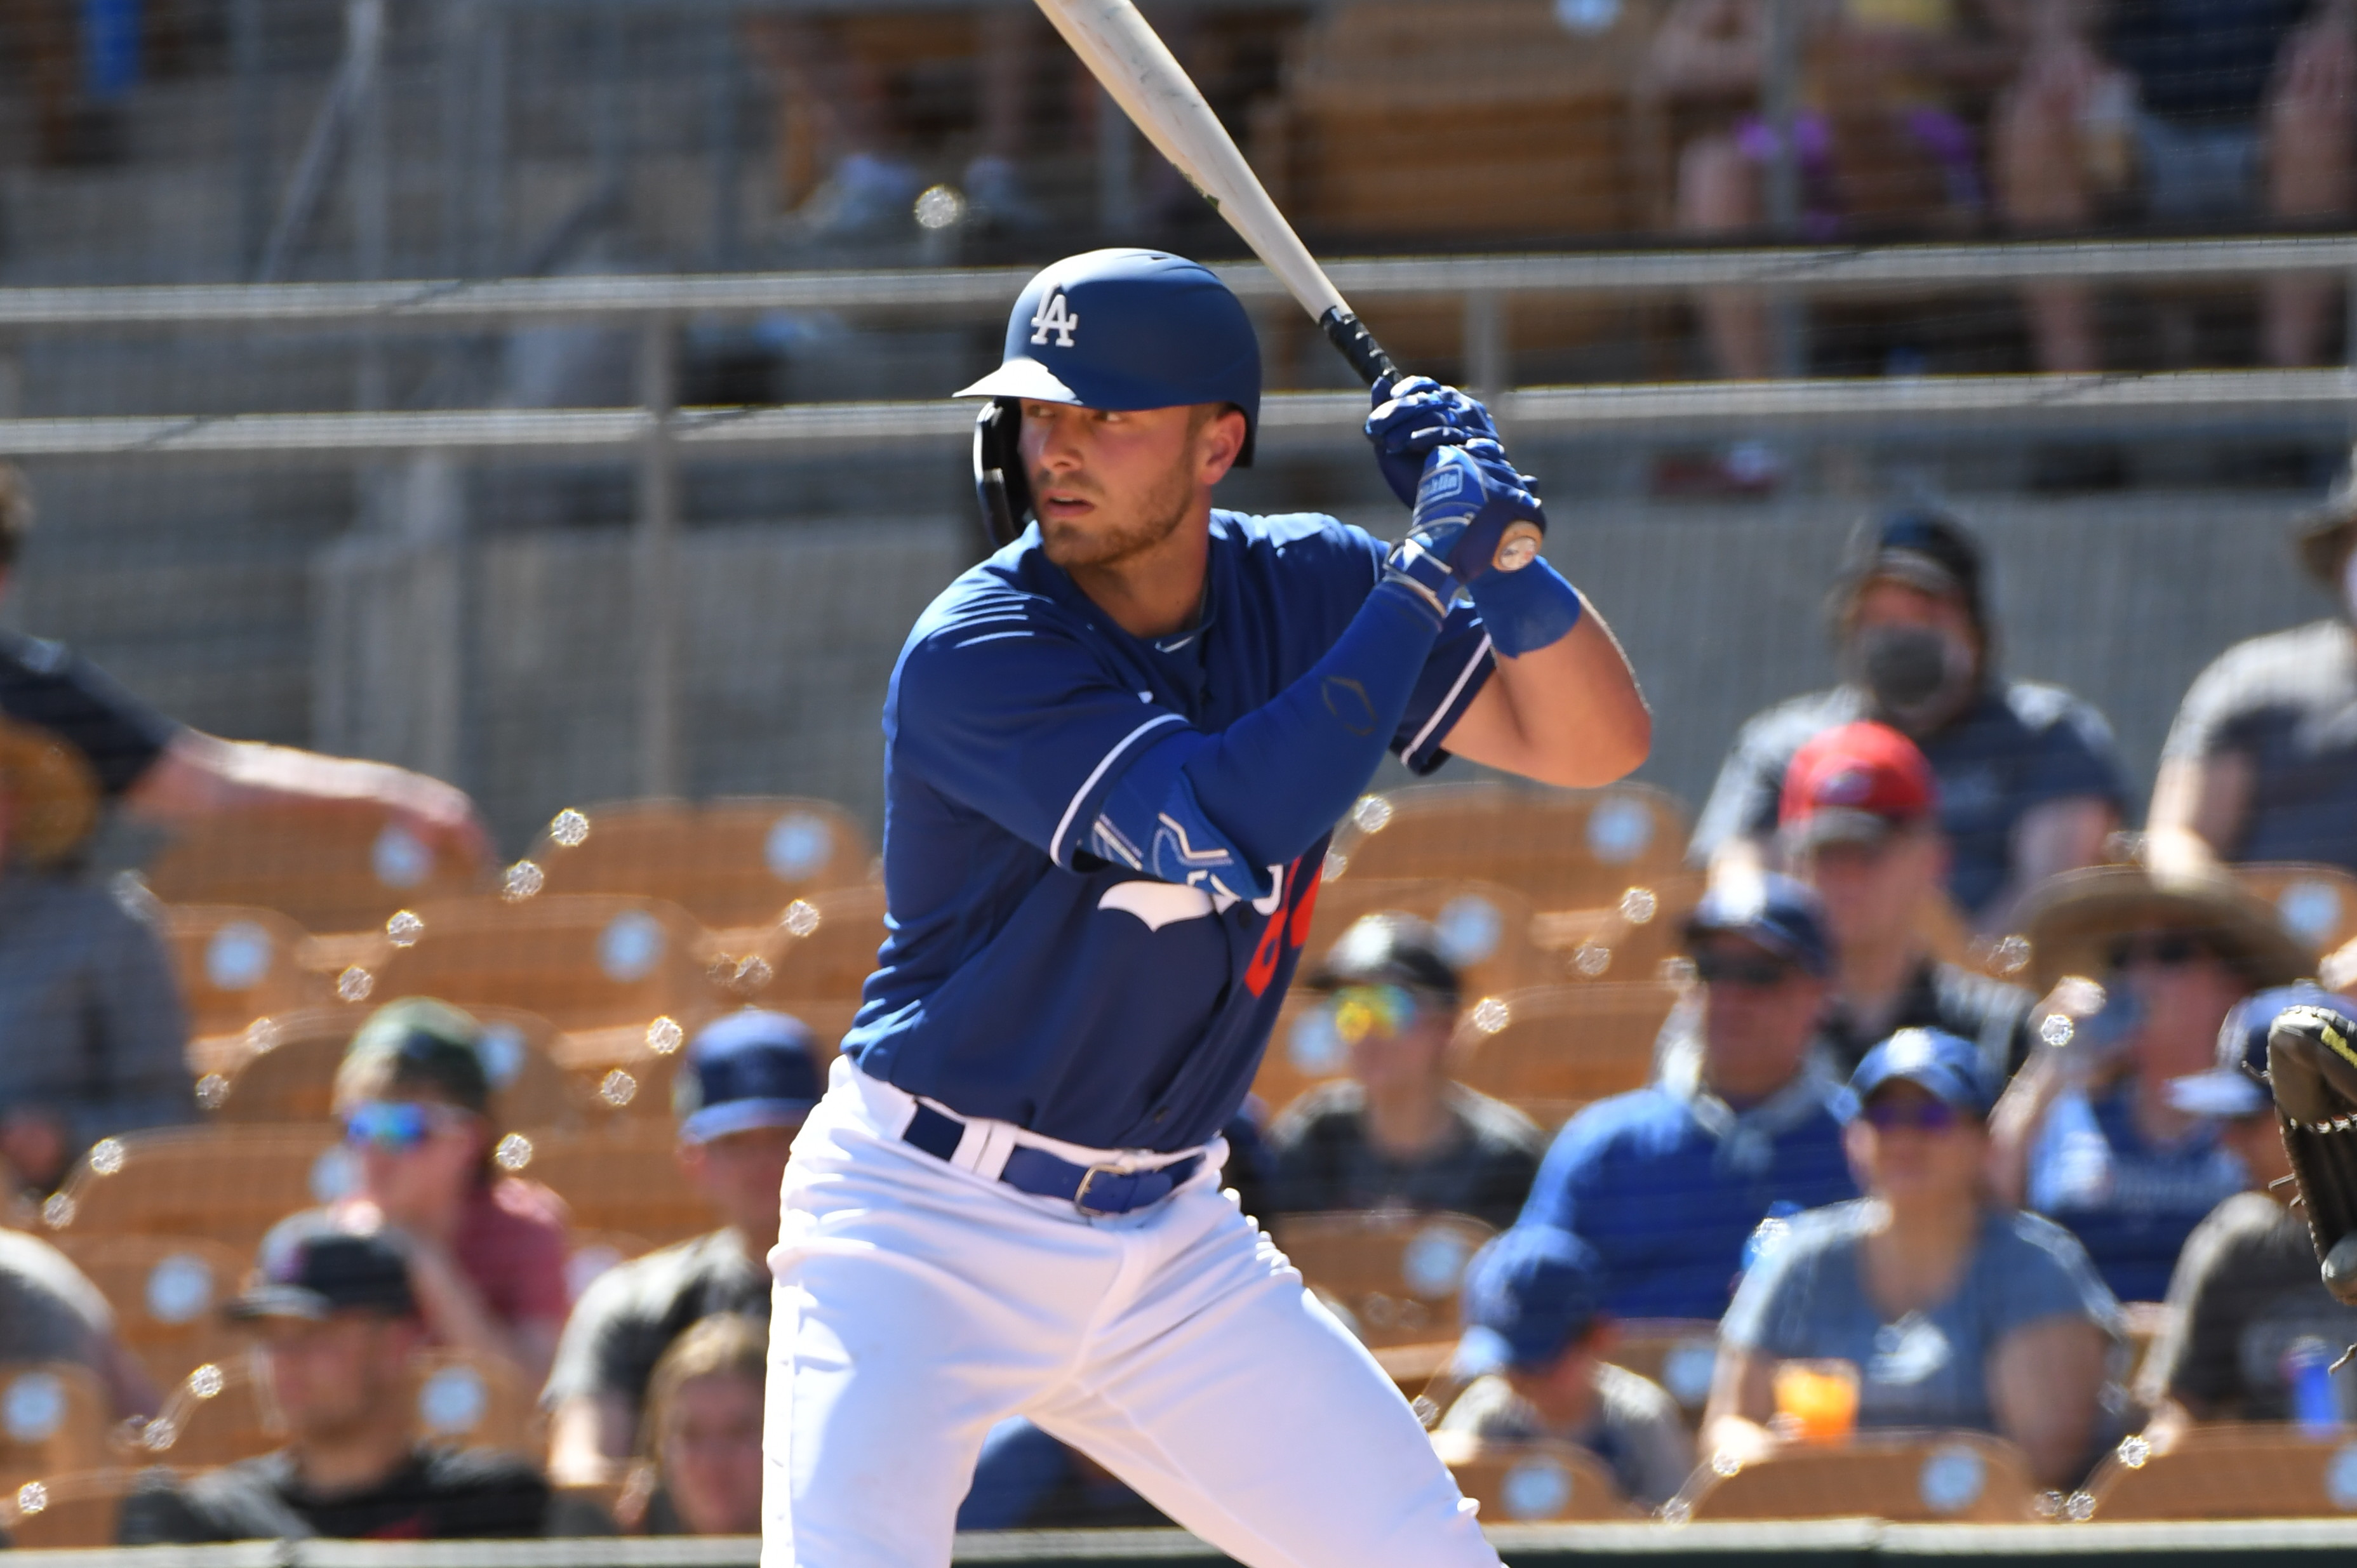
[1030,0,1541,571]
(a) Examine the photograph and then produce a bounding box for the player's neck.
[1066,500,1213,642]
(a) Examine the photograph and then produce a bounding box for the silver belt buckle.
[1072,1164,1128,1217]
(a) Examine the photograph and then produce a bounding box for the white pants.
[763,1058,1500,1568]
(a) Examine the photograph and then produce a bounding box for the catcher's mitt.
[2269,1004,2357,1304]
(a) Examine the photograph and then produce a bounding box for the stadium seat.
[1603,1320,1723,1430]
[43,1127,348,1256]
[729,886,890,1007]
[161,905,330,1041]
[577,999,855,1122]
[487,1124,711,1246]
[523,797,872,931]
[0,1364,112,1492]
[47,1236,247,1395]
[2078,1423,2357,1520]
[142,804,488,937]
[0,1467,145,1550]
[1527,872,1704,986]
[2235,864,2357,962]
[1670,1430,2041,1522]
[1326,783,1689,912]
[1450,983,1683,1131]
[1269,1212,1493,1352]
[1295,877,1549,1000]
[357,895,711,1035]
[1431,1432,1639,1522]
[406,1349,542,1459]
[206,1005,578,1129]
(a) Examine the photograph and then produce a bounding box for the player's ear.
[1194,405,1246,486]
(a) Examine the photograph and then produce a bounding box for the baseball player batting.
[763,248,1652,1567]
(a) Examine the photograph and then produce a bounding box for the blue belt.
[902,1103,1203,1216]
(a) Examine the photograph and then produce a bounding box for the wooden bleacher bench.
[1669,1430,2041,1523]
[42,1127,344,1258]
[160,905,330,1041]
[1296,877,1549,1001]
[524,797,872,931]
[356,894,712,1035]
[1450,982,1683,1132]
[45,1235,246,1396]
[204,1004,578,1129]
[1328,783,1689,914]
[0,1364,112,1494]
[1271,1211,1492,1355]
[487,1124,711,1247]
[1432,1432,1639,1522]
[1603,1319,1722,1431]
[2079,1423,2357,1520]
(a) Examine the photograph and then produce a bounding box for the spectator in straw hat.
[1693,509,2127,934]
[2150,449,2357,877]
[265,999,571,1387]
[0,711,190,1197]
[0,463,486,866]
[1265,914,1544,1232]
[1989,867,2312,1302]
[1780,720,2038,1079]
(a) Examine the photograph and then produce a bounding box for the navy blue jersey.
[843,510,1495,1152]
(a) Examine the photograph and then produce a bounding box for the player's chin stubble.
[1036,450,1195,571]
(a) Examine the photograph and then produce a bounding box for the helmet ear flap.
[973,398,1032,551]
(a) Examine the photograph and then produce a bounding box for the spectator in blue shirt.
[1706,1028,2120,1490]
[1514,875,1859,1321]
[1990,866,2311,1303]
[1691,510,2127,934]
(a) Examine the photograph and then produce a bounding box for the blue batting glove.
[1365,375,1502,506]
[1383,442,1545,618]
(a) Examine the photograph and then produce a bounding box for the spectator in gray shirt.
[2151,449,2357,878]
[0,715,189,1195]
[1438,1226,1694,1509]
[1706,1028,2120,1489]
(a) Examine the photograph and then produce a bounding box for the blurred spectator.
[1265,915,1544,1230]
[0,1225,156,1417]
[749,11,1052,240]
[546,1011,818,1485]
[955,1419,1168,1531]
[2149,462,2357,875]
[1705,1028,2119,1487]
[625,1313,768,1536]
[0,712,189,1195]
[270,999,571,1386]
[1648,0,2025,379]
[2139,984,2357,1436]
[1781,720,2037,1076]
[1692,509,2127,932]
[1516,875,1858,1319]
[1437,1227,1695,1509]
[119,1228,558,1542]
[1994,0,2354,371]
[0,465,485,864]
[1990,867,2311,1301]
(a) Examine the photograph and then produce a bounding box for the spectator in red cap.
[1781,721,2038,1078]
[1693,510,2127,934]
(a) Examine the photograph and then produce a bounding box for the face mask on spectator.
[1850,623,1972,729]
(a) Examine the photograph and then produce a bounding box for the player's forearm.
[1088,581,1443,890]
[1443,604,1650,787]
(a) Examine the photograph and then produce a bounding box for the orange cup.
[1772,1359,1860,1444]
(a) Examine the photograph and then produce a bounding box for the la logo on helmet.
[1030,291,1079,348]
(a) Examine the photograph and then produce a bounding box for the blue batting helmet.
[955,248,1260,463]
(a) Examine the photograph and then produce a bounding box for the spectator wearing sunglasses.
[546,1010,820,1486]
[2139,984,2357,1440]
[1265,914,1544,1232]
[1706,1028,2120,1488]
[120,1224,561,1543]
[1989,868,2312,1303]
[1692,510,2126,934]
[267,998,571,1388]
[1781,721,2039,1079]
[2151,454,2357,878]
[1436,1226,1694,1508]
[1514,875,1859,1320]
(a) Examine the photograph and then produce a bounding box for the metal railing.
[11,234,2353,800]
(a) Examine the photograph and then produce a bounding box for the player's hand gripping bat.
[1026,0,1542,576]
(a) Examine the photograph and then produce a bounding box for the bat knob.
[1492,522,1543,574]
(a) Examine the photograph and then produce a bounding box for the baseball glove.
[2269,1004,2357,1304]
